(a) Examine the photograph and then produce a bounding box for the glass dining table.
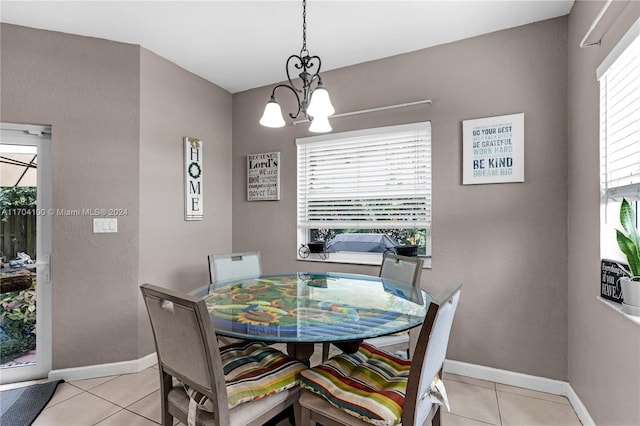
[190,272,430,361]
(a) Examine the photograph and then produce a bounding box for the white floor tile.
[498,390,581,426]
[95,409,159,426]
[443,411,499,425]
[496,383,570,405]
[88,368,159,408]
[445,380,501,425]
[32,391,121,426]
[127,389,162,423]
[45,382,84,407]
[71,375,119,391]
[444,372,496,390]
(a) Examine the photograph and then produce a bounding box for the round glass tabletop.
[190,272,429,343]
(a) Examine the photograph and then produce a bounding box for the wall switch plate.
[93,218,118,233]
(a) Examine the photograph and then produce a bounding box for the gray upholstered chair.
[207,251,262,345]
[140,283,306,426]
[378,252,424,285]
[322,253,424,361]
[208,251,262,284]
[299,283,462,426]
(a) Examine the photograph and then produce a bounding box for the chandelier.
[259,0,335,133]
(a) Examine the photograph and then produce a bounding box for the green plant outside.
[0,188,38,362]
[616,198,640,279]
[0,280,37,362]
[0,187,37,218]
[1,186,37,260]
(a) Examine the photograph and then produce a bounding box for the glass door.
[0,123,52,383]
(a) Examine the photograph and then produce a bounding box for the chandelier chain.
[301,0,307,55]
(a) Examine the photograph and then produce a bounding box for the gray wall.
[138,49,233,356]
[233,17,569,380]
[1,24,233,369]
[567,1,640,424]
[1,24,141,368]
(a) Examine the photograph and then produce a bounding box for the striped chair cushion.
[299,343,411,426]
[186,341,307,410]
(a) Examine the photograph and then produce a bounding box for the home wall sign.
[601,259,626,303]
[247,152,280,201]
[184,137,203,221]
[462,113,524,184]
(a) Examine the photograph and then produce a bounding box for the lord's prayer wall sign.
[184,137,203,221]
[247,152,280,201]
[462,113,524,185]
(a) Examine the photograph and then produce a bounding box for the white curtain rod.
[580,0,613,48]
[292,99,433,126]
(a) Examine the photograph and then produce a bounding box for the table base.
[286,340,362,363]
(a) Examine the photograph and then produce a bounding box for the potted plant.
[616,198,640,315]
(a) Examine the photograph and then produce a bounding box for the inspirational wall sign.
[184,137,203,221]
[247,152,280,201]
[600,259,626,304]
[462,113,524,185]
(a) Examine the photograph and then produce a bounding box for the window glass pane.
[600,35,640,197]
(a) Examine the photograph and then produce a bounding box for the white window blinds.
[600,24,640,201]
[297,122,431,229]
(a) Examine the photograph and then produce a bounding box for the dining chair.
[298,282,462,426]
[208,251,262,345]
[379,252,424,285]
[321,253,424,361]
[208,251,262,284]
[140,283,307,426]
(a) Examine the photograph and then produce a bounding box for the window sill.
[597,297,640,326]
[296,252,432,269]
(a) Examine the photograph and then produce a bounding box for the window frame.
[296,121,432,267]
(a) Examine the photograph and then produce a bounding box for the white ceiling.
[0,1,574,93]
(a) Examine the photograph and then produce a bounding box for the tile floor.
[1,344,582,426]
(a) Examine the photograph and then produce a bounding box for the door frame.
[0,123,52,383]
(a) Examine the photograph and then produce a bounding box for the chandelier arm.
[271,84,303,120]
[286,54,305,93]
[307,55,322,75]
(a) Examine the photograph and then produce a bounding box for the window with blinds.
[599,27,640,201]
[296,122,431,264]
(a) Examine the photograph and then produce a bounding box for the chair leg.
[160,371,173,426]
[299,403,312,426]
[294,400,302,426]
[432,405,441,426]
[322,343,330,362]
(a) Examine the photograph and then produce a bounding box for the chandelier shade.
[308,114,332,133]
[259,0,334,133]
[307,82,335,118]
[259,96,286,128]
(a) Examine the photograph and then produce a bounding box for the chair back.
[140,283,230,424]
[403,283,462,426]
[208,251,262,283]
[379,252,423,287]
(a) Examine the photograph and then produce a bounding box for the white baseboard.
[565,384,596,426]
[48,352,157,382]
[444,359,595,426]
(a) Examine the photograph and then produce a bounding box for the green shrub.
[0,283,37,361]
